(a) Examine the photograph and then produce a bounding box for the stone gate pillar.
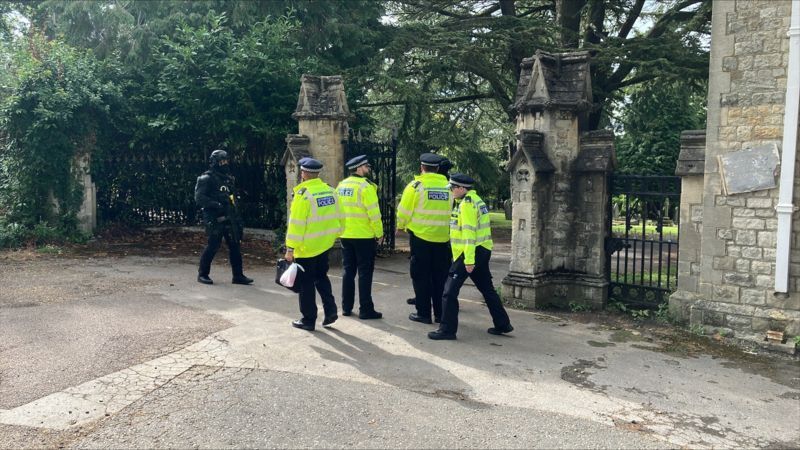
[282,75,351,189]
[501,51,615,309]
[668,130,707,321]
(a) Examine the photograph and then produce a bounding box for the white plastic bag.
[279,262,304,288]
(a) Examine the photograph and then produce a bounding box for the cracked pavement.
[1,250,799,449]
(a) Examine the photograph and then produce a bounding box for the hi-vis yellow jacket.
[396,172,451,243]
[450,190,493,265]
[286,178,344,258]
[337,175,383,239]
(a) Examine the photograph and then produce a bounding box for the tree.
[614,79,706,175]
[0,33,121,237]
[367,0,709,128]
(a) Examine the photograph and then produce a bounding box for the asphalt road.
[1,250,799,449]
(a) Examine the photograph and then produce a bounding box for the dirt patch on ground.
[1,225,279,268]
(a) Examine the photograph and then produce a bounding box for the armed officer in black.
[194,149,254,285]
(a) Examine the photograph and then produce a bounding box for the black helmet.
[209,149,228,167]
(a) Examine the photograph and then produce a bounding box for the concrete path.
[1,250,799,449]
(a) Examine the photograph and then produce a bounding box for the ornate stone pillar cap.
[281,134,311,166]
[512,50,594,114]
[675,129,706,176]
[574,130,616,173]
[508,129,555,173]
[292,74,352,121]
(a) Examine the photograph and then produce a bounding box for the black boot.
[428,329,456,340]
[487,324,514,335]
[197,275,213,285]
[232,275,254,285]
[292,319,314,331]
[359,310,383,320]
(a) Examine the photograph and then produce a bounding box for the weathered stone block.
[736,259,751,273]
[713,284,741,302]
[732,218,765,230]
[746,197,773,208]
[717,228,735,240]
[724,272,754,287]
[733,207,756,217]
[751,260,773,274]
[754,126,782,139]
[722,56,738,71]
[757,231,777,247]
[713,256,737,270]
[704,310,726,327]
[725,197,746,207]
[735,230,757,245]
[755,274,774,288]
[742,288,766,305]
[726,314,753,330]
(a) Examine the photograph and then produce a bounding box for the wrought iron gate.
[344,131,398,252]
[606,175,681,309]
[94,149,285,229]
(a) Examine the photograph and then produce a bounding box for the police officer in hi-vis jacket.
[397,153,452,324]
[284,158,344,331]
[428,173,513,341]
[336,155,384,320]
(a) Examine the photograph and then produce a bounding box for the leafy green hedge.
[0,33,119,247]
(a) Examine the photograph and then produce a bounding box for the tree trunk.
[556,0,585,48]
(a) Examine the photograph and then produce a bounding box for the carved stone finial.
[292,74,352,121]
[512,51,593,114]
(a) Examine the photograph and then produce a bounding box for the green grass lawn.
[489,212,511,229]
[612,223,677,238]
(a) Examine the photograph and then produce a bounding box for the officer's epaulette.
[463,196,473,203]
[297,187,307,195]
[411,180,421,189]
[367,179,378,188]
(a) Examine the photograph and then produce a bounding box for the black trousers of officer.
[409,231,451,320]
[199,225,243,277]
[295,249,337,324]
[341,238,377,314]
[439,246,511,335]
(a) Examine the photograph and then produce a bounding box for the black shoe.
[428,330,456,340]
[359,310,383,320]
[409,313,433,324]
[292,319,314,331]
[197,275,213,284]
[342,310,353,317]
[232,275,254,285]
[322,314,338,327]
[406,297,416,305]
[487,324,514,335]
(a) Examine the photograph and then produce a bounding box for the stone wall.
[670,0,800,343]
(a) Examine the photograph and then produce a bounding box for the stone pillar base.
[667,289,699,324]
[501,272,608,310]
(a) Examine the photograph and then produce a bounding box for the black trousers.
[409,231,451,320]
[199,226,243,277]
[341,238,377,314]
[295,250,337,323]
[439,246,511,335]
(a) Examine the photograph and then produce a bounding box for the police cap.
[439,158,453,172]
[449,173,475,188]
[346,155,369,170]
[299,157,323,173]
[420,152,443,167]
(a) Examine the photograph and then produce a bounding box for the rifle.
[226,193,244,243]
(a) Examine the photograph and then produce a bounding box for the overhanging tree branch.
[357,93,495,108]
